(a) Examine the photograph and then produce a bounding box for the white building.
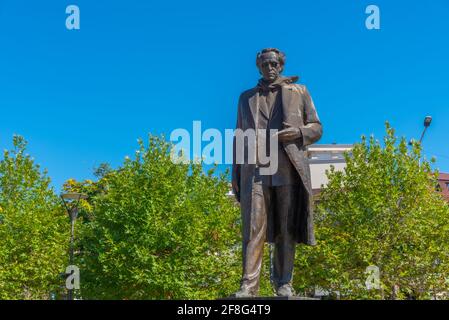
[227,144,353,198]
[307,144,353,195]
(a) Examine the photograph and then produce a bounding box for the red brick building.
[438,173,449,202]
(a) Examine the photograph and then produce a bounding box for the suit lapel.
[281,85,302,126]
[249,84,300,127]
[248,90,260,127]
[281,85,293,114]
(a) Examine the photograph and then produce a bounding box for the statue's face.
[258,52,282,82]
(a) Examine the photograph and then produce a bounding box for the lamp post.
[409,116,432,146]
[61,192,87,300]
[419,116,433,144]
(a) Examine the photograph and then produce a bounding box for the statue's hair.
[256,48,286,71]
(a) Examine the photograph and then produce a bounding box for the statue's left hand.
[274,122,302,142]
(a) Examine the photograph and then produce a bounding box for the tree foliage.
[0,136,68,299]
[295,123,449,299]
[65,136,243,299]
[5,124,448,300]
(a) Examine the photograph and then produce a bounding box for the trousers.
[240,183,299,294]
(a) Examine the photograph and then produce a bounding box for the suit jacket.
[254,85,301,186]
[232,82,323,245]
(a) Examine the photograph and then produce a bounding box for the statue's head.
[256,48,286,82]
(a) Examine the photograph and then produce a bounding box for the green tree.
[70,135,246,299]
[0,136,68,299]
[295,123,449,300]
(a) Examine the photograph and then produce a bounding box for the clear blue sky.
[1,0,448,190]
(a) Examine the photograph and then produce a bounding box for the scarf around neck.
[257,76,299,93]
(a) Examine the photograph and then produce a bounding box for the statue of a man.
[232,48,323,297]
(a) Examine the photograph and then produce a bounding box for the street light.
[61,192,87,300]
[420,116,433,144]
[409,116,433,146]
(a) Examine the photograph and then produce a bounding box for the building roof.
[308,144,353,152]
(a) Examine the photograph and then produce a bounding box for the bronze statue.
[232,48,323,297]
